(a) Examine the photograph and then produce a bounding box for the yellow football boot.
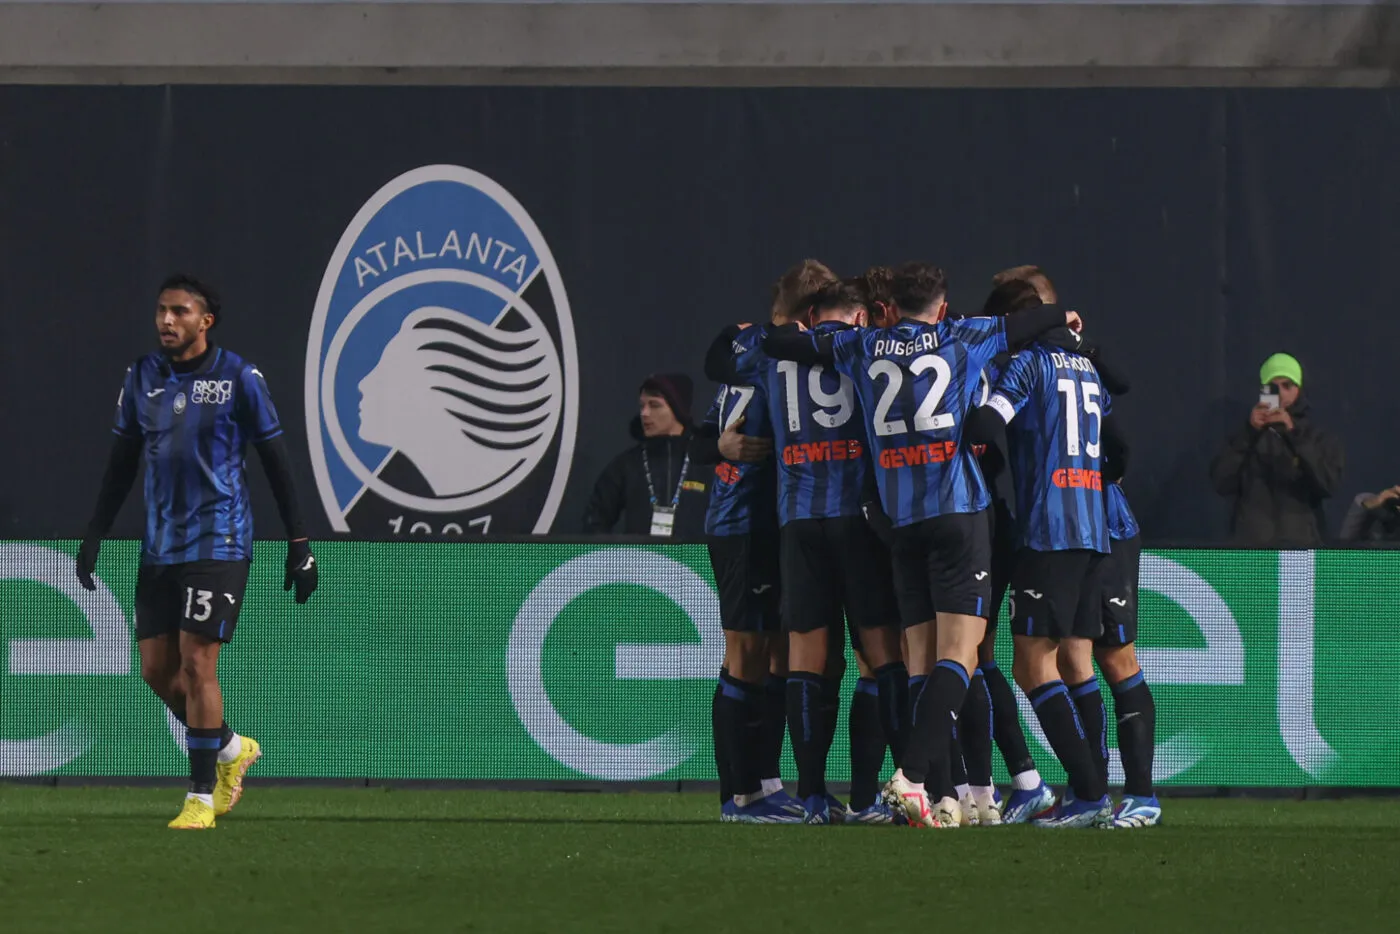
[214,735,262,816]
[168,795,217,830]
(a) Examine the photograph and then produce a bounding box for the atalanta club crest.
[306,165,578,537]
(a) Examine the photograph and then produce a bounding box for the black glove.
[76,538,101,591]
[285,539,318,604]
[1037,326,1087,354]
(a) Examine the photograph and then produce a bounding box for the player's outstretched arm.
[77,434,143,590]
[253,435,318,604]
[1005,304,1077,350]
[761,323,833,365]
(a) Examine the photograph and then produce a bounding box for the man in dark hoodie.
[582,373,711,537]
[1211,353,1344,546]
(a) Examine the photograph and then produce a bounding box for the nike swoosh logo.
[1108,598,1128,607]
[1023,590,1044,600]
[751,584,772,595]
[974,571,989,581]
[224,593,236,604]
[146,388,165,398]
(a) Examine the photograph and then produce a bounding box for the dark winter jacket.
[1338,494,1400,543]
[581,422,712,536]
[1209,397,1344,546]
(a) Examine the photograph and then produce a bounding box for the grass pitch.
[2,787,1398,933]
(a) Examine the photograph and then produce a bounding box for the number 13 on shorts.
[184,587,217,622]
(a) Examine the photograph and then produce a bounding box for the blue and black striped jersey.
[1106,482,1140,542]
[986,345,1112,553]
[704,328,777,537]
[733,321,868,525]
[114,347,282,565]
[829,317,1008,526]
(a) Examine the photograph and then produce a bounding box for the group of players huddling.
[702,261,1161,829]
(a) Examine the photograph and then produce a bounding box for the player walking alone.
[77,275,319,829]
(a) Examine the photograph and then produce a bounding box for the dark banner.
[1,87,1396,542]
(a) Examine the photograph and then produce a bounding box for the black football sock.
[186,727,221,795]
[949,725,968,791]
[819,676,842,767]
[718,671,763,799]
[1110,671,1157,798]
[786,671,829,799]
[961,669,994,786]
[761,675,787,783]
[874,662,910,765]
[712,676,733,804]
[1069,677,1110,791]
[902,661,970,786]
[901,674,927,779]
[931,731,956,803]
[1028,680,1105,802]
[982,661,1036,776]
[848,679,885,811]
[163,695,235,750]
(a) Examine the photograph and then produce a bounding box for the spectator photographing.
[582,373,712,537]
[1210,353,1344,546]
[1339,486,1400,542]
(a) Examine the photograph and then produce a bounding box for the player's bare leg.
[1095,643,1160,827]
[168,633,223,829]
[138,633,184,721]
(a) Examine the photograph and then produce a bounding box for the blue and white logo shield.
[307,165,577,536]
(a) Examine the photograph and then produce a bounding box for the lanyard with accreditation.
[642,446,690,537]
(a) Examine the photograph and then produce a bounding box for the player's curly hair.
[851,266,897,327]
[890,262,948,317]
[159,274,222,329]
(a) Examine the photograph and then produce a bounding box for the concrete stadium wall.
[0,3,1397,87]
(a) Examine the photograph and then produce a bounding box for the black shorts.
[889,510,993,627]
[1008,548,1106,641]
[780,516,899,635]
[1097,535,1141,647]
[986,497,1017,630]
[135,560,251,643]
[708,533,781,633]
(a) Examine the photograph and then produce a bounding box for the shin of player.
[77,275,319,830]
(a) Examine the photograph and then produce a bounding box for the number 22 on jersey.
[866,354,954,437]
